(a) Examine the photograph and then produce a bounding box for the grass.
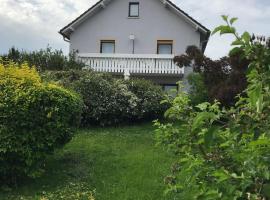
[0,123,174,200]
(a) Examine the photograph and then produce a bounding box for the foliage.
[75,74,139,126]
[3,182,95,200]
[1,46,85,71]
[0,124,174,200]
[39,182,95,200]
[174,44,249,107]
[43,70,167,126]
[126,78,169,120]
[0,61,83,184]
[155,16,270,199]
[187,73,208,105]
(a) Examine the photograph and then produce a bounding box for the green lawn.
[0,124,174,200]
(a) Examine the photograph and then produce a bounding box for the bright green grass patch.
[0,124,174,200]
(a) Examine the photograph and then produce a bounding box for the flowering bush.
[74,74,139,126]
[0,61,83,184]
[126,79,169,120]
[43,70,167,126]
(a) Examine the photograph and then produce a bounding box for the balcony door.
[157,40,173,54]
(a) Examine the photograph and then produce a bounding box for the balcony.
[78,53,184,75]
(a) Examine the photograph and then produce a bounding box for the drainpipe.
[132,40,135,54]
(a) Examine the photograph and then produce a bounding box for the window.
[100,40,115,53]
[163,84,178,97]
[129,2,139,17]
[157,40,173,54]
[164,85,178,92]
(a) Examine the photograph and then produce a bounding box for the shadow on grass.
[0,124,173,200]
[0,150,96,200]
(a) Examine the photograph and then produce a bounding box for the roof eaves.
[59,0,211,43]
[59,0,104,39]
[166,0,210,33]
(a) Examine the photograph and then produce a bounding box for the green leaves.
[156,15,270,200]
[222,15,229,22]
[241,32,251,43]
[192,112,216,131]
[213,170,230,183]
[221,15,238,26]
[212,16,238,36]
[0,62,83,183]
[230,17,238,25]
[229,47,242,56]
[204,126,219,148]
[212,25,236,36]
[231,40,243,46]
[247,78,264,113]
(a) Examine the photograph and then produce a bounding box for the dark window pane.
[129,3,139,17]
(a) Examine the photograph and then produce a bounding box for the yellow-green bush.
[0,61,83,184]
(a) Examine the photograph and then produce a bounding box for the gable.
[59,0,210,51]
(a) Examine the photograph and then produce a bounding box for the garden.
[0,16,270,200]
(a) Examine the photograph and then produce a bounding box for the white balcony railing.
[78,53,184,75]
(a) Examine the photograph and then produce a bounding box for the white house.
[59,0,210,89]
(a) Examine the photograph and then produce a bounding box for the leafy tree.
[1,46,84,71]
[155,16,270,199]
[174,43,249,107]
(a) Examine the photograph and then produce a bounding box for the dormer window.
[129,2,139,17]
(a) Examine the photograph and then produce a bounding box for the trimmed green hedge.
[0,62,83,183]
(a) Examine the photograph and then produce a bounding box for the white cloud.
[174,0,270,59]
[0,0,269,58]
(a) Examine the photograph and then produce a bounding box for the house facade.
[60,0,210,89]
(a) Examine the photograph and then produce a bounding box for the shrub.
[1,47,85,71]
[187,73,208,105]
[43,70,167,126]
[174,45,249,106]
[126,79,169,120]
[74,73,139,126]
[155,17,270,199]
[0,61,83,184]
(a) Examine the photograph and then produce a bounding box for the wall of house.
[69,0,201,55]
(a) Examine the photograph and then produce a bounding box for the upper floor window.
[157,40,173,54]
[100,40,115,53]
[129,2,139,17]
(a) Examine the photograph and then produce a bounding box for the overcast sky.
[0,0,269,59]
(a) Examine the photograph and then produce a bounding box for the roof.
[59,0,210,52]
